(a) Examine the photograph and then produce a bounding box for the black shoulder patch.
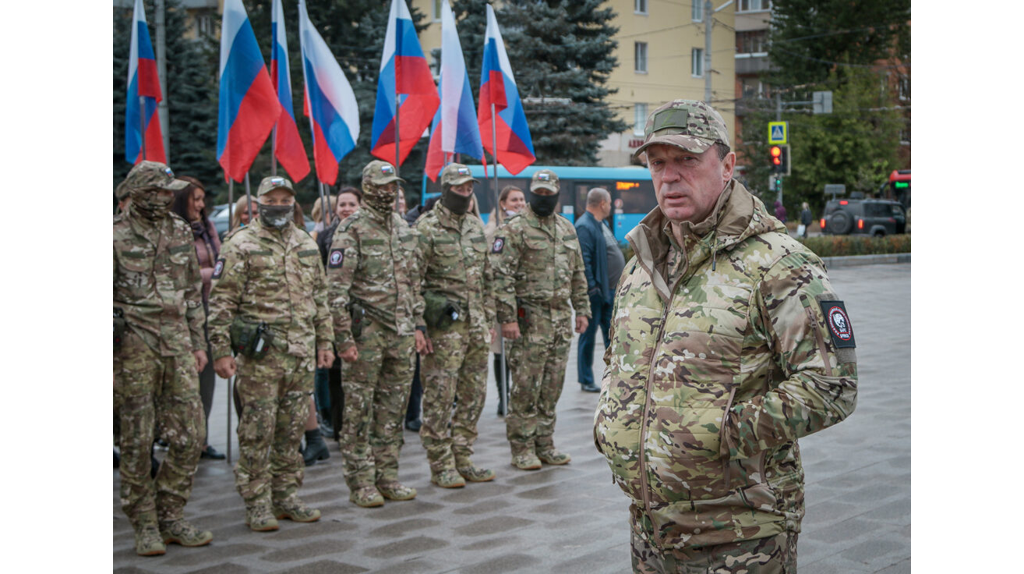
[212,258,226,280]
[819,300,855,349]
[492,237,505,254]
[328,248,345,269]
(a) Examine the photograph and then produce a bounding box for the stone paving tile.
[112,263,910,574]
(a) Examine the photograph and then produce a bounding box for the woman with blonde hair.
[229,195,256,233]
[310,195,338,240]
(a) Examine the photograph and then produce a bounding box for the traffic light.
[770,145,791,175]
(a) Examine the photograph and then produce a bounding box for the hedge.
[618,233,910,262]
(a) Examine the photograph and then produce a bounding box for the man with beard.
[490,169,591,470]
[414,164,496,488]
[208,176,335,532]
[113,161,212,555]
[327,161,426,507]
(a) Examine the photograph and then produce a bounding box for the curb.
[822,253,911,268]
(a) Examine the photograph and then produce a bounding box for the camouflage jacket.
[113,207,206,356]
[594,180,858,551]
[489,205,591,323]
[414,203,496,333]
[327,206,421,351]
[207,218,333,360]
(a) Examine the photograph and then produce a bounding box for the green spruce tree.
[498,0,627,166]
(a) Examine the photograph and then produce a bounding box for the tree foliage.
[738,0,910,215]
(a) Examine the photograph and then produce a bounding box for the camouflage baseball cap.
[633,100,730,160]
[530,169,559,193]
[440,163,479,188]
[121,161,189,193]
[362,160,405,186]
[256,175,295,197]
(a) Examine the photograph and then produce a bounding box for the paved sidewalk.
[114,263,910,574]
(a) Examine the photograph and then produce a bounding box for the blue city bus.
[420,164,655,245]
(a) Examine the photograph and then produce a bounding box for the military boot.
[376,480,417,501]
[245,500,280,532]
[511,452,542,471]
[456,457,496,482]
[302,429,330,467]
[160,519,213,547]
[273,495,321,523]
[430,468,466,489]
[537,446,571,465]
[349,486,385,508]
[134,525,166,557]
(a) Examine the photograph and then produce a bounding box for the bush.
[800,234,911,258]
[617,234,910,262]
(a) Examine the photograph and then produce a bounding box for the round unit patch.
[212,258,225,279]
[492,237,505,254]
[328,249,345,269]
[827,306,853,341]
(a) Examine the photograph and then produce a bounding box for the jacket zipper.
[639,310,668,547]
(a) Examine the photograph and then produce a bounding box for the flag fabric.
[298,0,360,186]
[478,4,535,175]
[217,0,281,183]
[270,0,310,182]
[370,0,440,167]
[125,0,165,164]
[424,0,484,182]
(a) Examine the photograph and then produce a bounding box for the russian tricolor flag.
[298,0,360,187]
[125,0,165,165]
[270,0,310,183]
[370,0,439,167]
[424,0,484,182]
[217,0,281,183]
[478,4,535,175]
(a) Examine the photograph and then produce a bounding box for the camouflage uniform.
[415,164,496,485]
[113,161,208,552]
[208,177,333,525]
[327,161,422,504]
[491,170,591,466]
[595,100,858,572]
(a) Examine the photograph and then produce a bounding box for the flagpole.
[490,102,507,416]
[140,97,147,161]
[245,173,254,223]
[226,173,234,464]
[271,125,278,176]
[393,14,401,212]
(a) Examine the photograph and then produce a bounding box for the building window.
[196,13,213,37]
[634,103,648,136]
[692,0,704,22]
[736,30,767,55]
[433,0,442,22]
[898,77,910,101]
[692,48,703,77]
[635,42,648,73]
[635,0,648,14]
[738,0,771,12]
[742,78,766,99]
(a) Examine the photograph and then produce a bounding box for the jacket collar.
[626,180,782,304]
[434,202,466,232]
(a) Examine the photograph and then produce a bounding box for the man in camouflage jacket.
[113,161,213,556]
[327,161,425,508]
[594,100,858,573]
[491,169,591,470]
[415,164,497,488]
[208,176,335,531]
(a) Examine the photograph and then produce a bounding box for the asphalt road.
[114,262,910,574]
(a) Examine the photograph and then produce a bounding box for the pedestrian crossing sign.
[768,121,788,144]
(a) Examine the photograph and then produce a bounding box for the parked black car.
[821,196,907,236]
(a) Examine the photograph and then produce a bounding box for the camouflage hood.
[626,180,783,301]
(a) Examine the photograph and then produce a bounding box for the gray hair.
[586,187,611,207]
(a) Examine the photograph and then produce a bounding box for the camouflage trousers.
[340,317,415,490]
[631,530,798,574]
[419,318,489,473]
[234,349,313,506]
[505,307,574,456]
[114,330,205,529]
